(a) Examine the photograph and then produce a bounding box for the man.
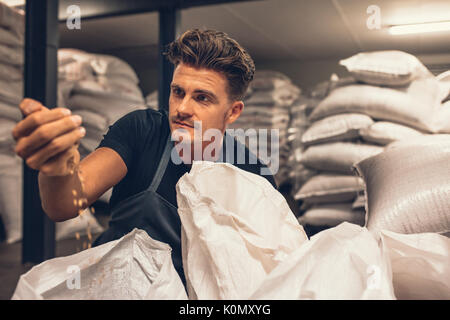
[13,29,276,285]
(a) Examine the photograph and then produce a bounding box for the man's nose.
[177,96,194,117]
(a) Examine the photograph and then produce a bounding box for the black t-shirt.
[97,109,277,210]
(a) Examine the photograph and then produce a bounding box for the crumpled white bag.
[176,161,308,300]
[12,229,187,300]
[250,222,396,300]
[380,230,450,300]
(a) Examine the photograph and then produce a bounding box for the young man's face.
[168,63,243,149]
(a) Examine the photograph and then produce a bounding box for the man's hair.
[164,28,255,101]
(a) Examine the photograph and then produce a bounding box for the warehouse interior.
[0,0,449,300]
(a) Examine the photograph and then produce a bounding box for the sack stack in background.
[145,90,159,110]
[228,70,301,187]
[58,48,147,158]
[296,50,450,236]
[0,3,24,244]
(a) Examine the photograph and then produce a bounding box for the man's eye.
[173,88,183,96]
[197,95,209,102]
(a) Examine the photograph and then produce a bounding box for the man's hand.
[12,98,86,176]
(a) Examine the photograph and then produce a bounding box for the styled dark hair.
[164,28,255,101]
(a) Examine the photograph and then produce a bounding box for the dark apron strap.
[147,132,172,192]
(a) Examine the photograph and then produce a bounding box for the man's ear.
[226,101,244,125]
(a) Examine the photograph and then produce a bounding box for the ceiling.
[58,0,450,68]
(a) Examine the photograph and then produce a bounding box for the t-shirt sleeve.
[96,110,145,170]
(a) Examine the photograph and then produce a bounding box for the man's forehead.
[172,63,227,93]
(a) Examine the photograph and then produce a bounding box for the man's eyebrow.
[171,83,183,90]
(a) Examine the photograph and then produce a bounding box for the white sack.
[12,229,188,300]
[297,203,365,227]
[0,26,23,47]
[0,3,24,36]
[72,79,144,103]
[0,61,22,80]
[0,117,16,148]
[380,230,450,300]
[0,100,21,121]
[294,174,365,204]
[339,50,432,86]
[250,222,395,300]
[73,109,108,133]
[0,153,22,243]
[58,49,139,83]
[359,121,424,145]
[352,193,366,209]
[0,44,23,66]
[355,138,450,235]
[301,113,373,146]
[430,101,450,133]
[176,161,308,300]
[67,93,146,125]
[300,142,384,174]
[309,79,443,132]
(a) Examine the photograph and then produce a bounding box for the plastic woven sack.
[250,222,396,300]
[355,138,450,235]
[12,229,187,300]
[380,230,450,299]
[309,79,443,132]
[300,142,384,174]
[302,113,373,146]
[359,121,424,145]
[294,174,364,204]
[297,203,365,227]
[339,51,432,86]
[176,161,308,300]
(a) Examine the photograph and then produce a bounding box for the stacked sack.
[145,90,159,110]
[0,3,24,243]
[58,49,147,158]
[296,50,450,236]
[228,70,301,187]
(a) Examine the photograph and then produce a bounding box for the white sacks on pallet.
[250,223,395,300]
[300,142,384,174]
[355,136,450,235]
[176,161,308,300]
[12,229,187,300]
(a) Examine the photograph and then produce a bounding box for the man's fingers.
[12,107,72,141]
[39,145,81,177]
[15,115,83,159]
[19,98,47,116]
[25,127,86,170]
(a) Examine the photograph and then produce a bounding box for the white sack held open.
[176,161,308,300]
[12,229,187,300]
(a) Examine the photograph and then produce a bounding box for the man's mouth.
[173,120,194,128]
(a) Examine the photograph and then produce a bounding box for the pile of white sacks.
[295,50,450,234]
[58,48,147,158]
[228,70,301,187]
[0,1,146,243]
[0,3,24,243]
[13,157,450,300]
